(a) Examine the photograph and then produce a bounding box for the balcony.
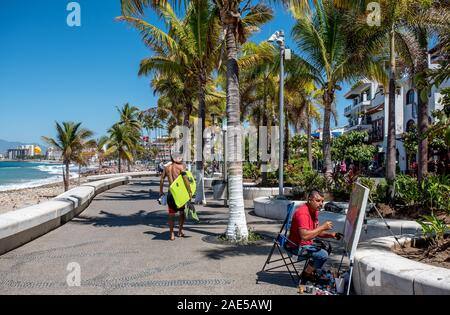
[344,99,372,117]
[345,116,372,133]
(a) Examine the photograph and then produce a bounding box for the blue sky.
[0,0,349,145]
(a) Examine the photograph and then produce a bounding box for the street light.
[268,30,290,197]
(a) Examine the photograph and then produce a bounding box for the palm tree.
[42,121,94,191]
[116,103,142,171]
[94,136,109,171]
[291,2,384,181]
[285,80,322,168]
[106,123,140,173]
[405,1,450,182]
[348,0,449,199]
[120,0,275,240]
[118,0,223,204]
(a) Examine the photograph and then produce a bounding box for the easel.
[336,187,405,295]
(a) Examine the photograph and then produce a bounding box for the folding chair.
[259,202,311,285]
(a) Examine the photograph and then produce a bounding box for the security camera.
[267,33,277,43]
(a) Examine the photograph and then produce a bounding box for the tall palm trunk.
[284,107,289,163]
[416,32,429,183]
[64,162,70,191]
[386,28,397,202]
[224,22,248,240]
[307,107,313,168]
[195,72,207,204]
[322,87,333,181]
[118,156,122,173]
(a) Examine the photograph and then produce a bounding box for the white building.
[342,47,449,173]
[46,146,63,161]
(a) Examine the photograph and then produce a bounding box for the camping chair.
[259,202,312,285]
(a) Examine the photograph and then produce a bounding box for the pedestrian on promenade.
[159,153,192,241]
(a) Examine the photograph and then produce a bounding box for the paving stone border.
[353,236,450,295]
[0,176,130,255]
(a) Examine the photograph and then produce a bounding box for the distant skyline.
[0,1,350,145]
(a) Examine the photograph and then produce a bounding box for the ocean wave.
[0,172,79,192]
[0,176,63,192]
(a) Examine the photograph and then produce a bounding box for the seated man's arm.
[299,221,334,241]
[318,231,337,238]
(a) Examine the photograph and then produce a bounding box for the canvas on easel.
[340,182,370,295]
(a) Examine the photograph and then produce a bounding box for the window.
[406,120,416,132]
[406,89,415,105]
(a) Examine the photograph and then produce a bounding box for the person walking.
[159,153,192,241]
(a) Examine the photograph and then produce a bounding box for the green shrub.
[282,158,327,193]
[417,213,449,243]
[420,175,450,212]
[358,177,388,203]
[243,162,260,181]
[394,175,421,206]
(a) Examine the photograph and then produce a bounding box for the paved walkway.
[0,177,347,295]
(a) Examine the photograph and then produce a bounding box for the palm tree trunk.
[78,164,81,186]
[118,157,122,173]
[64,162,70,191]
[417,33,429,183]
[386,28,397,202]
[284,107,289,163]
[322,88,333,181]
[224,21,248,241]
[195,72,207,205]
[307,113,313,168]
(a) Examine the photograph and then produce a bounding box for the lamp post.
[268,30,289,197]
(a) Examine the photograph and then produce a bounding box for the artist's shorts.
[167,192,185,215]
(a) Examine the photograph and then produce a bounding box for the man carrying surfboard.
[159,153,193,241]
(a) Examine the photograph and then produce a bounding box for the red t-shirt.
[289,203,318,246]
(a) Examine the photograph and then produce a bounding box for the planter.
[243,186,293,200]
[353,236,450,295]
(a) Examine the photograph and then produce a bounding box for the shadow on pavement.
[255,270,298,288]
[199,243,272,260]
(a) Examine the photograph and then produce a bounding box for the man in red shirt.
[288,190,341,282]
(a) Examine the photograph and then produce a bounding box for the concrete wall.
[86,171,155,182]
[353,236,450,295]
[0,176,129,255]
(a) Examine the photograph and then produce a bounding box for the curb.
[353,236,450,295]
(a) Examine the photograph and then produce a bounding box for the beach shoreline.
[0,164,151,215]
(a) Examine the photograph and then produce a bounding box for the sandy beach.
[0,164,152,215]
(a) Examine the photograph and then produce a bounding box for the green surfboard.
[169,171,196,208]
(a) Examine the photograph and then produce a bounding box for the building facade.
[343,50,449,173]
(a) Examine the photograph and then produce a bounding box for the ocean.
[0,161,82,192]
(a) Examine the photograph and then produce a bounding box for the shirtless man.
[159,153,192,241]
